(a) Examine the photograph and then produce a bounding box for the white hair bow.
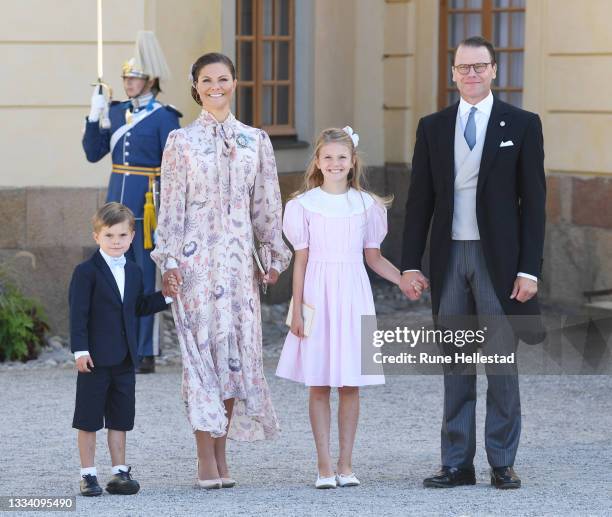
[342,126,359,148]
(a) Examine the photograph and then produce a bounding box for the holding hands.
[398,271,537,302]
[399,271,429,300]
[162,268,182,297]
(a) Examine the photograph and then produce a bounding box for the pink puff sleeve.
[364,201,388,249]
[282,199,309,250]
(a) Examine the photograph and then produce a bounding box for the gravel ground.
[1,282,611,516]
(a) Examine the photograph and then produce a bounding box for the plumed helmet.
[121,31,171,81]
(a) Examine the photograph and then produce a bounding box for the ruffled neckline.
[198,110,237,157]
[198,109,236,129]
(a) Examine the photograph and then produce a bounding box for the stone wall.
[542,175,612,303]
[0,187,107,334]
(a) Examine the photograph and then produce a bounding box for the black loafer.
[80,474,103,497]
[491,466,521,489]
[105,467,140,495]
[423,466,476,488]
[136,356,155,374]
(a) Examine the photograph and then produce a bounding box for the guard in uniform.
[82,31,181,373]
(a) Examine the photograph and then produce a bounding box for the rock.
[48,336,65,350]
[44,359,58,366]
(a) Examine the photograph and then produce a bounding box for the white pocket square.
[499,140,514,147]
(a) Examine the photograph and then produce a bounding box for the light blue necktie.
[464,106,477,150]
[109,256,126,268]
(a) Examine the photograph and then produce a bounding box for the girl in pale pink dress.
[276,127,422,489]
[151,53,291,489]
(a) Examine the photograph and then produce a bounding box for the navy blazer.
[69,251,168,367]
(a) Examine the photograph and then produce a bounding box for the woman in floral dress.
[151,53,291,488]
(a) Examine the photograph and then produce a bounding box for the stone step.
[584,300,612,319]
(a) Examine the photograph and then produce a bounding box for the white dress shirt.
[458,90,494,142]
[100,248,126,300]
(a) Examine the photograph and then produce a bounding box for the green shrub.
[0,275,49,362]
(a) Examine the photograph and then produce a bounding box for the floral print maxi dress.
[151,110,291,441]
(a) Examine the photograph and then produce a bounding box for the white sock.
[80,467,97,478]
[111,464,129,475]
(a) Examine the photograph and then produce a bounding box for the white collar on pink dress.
[296,187,375,217]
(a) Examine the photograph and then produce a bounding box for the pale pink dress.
[151,109,291,441]
[276,187,386,387]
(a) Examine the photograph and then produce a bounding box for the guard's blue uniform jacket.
[82,97,181,358]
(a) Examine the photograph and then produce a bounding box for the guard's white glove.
[89,86,107,122]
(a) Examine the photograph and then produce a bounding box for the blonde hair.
[92,202,135,233]
[292,128,392,207]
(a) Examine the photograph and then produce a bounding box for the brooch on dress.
[236,133,255,150]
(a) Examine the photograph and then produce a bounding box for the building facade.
[0,0,610,333]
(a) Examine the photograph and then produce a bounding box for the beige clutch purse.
[252,242,270,294]
[286,298,316,337]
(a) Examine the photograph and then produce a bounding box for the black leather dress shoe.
[105,467,140,495]
[423,466,476,488]
[136,356,155,374]
[80,474,103,497]
[491,466,521,489]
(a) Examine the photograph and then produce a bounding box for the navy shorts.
[72,356,135,432]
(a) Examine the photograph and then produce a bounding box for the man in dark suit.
[399,36,546,489]
[69,202,171,496]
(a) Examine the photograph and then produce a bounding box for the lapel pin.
[500,121,506,127]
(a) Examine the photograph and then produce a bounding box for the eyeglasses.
[453,62,492,75]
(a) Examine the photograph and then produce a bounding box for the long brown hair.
[292,128,392,207]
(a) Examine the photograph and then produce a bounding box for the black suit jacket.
[401,97,546,342]
[69,251,168,366]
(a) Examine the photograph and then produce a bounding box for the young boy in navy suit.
[69,202,174,496]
